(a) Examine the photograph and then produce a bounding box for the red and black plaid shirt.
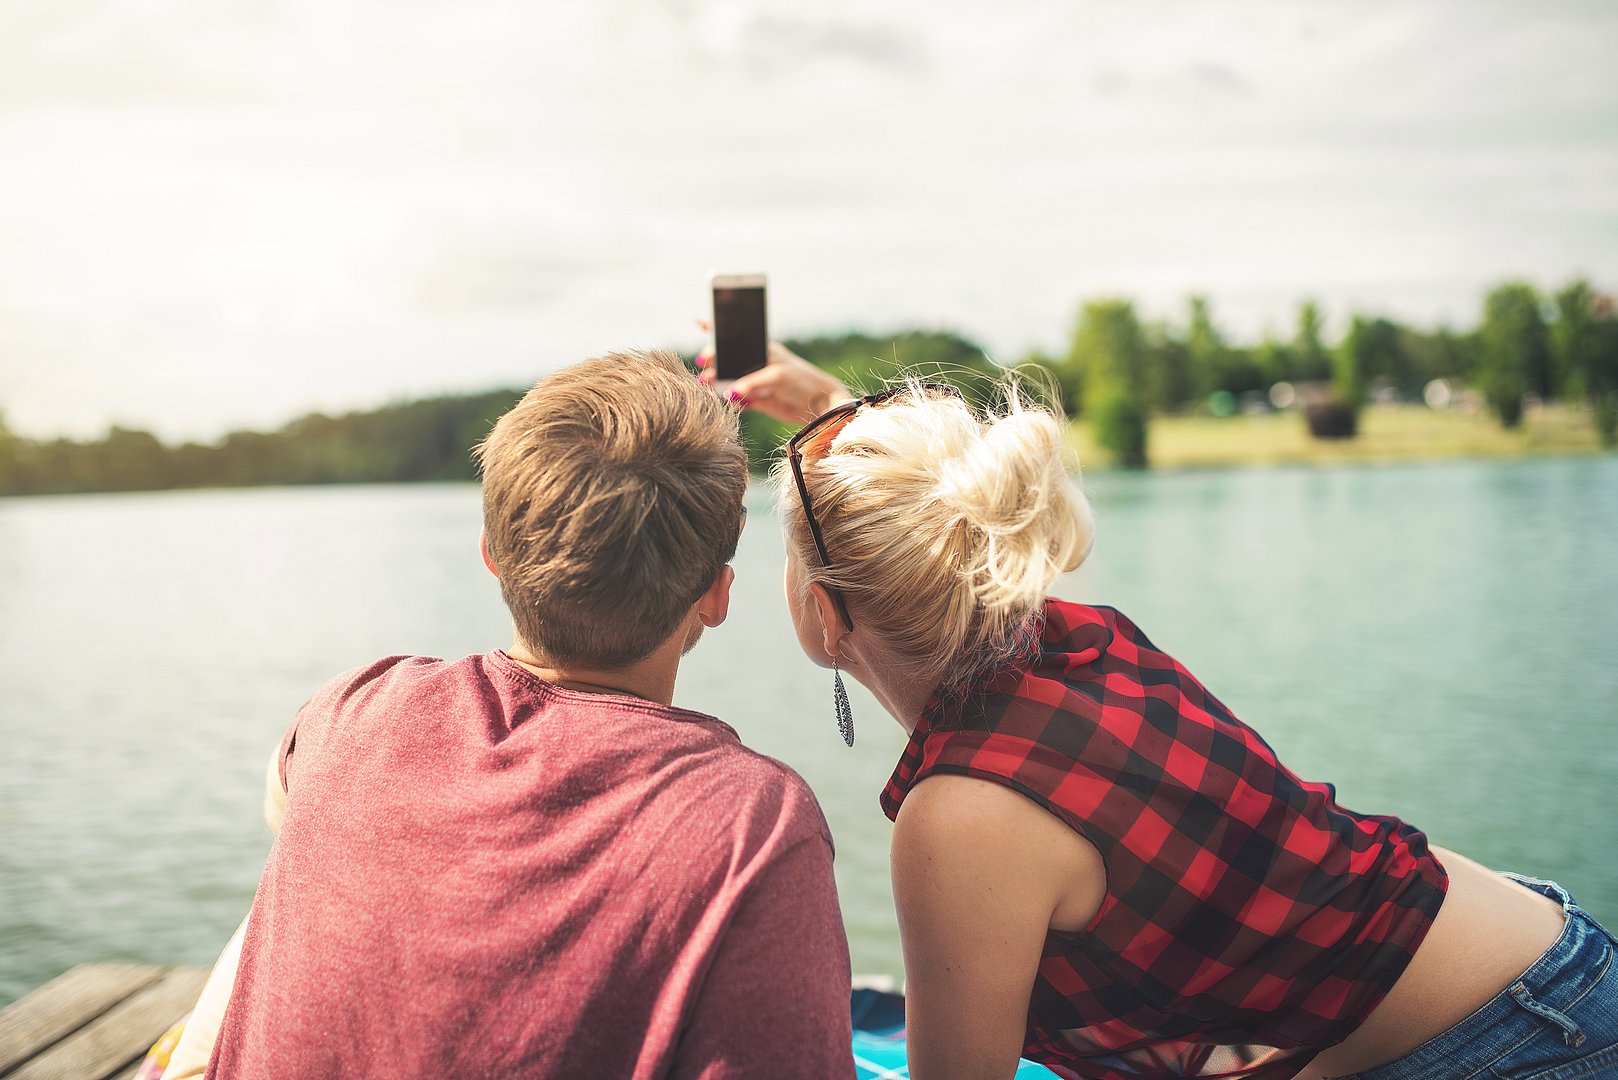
[881,600,1447,1079]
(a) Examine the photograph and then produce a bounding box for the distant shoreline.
[3,401,1612,499]
[1068,402,1612,472]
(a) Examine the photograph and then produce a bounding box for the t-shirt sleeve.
[669,828,854,1080]
[275,657,409,797]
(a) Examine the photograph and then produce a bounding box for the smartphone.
[710,273,768,380]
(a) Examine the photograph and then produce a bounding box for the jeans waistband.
[1343,874,1617,1080]
[1500,872,1576,915]
[1492,874,1613,999]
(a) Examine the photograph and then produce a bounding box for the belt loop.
[1500,872,1577,917]
[1508,983,1586,1048]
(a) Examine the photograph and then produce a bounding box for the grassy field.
[1069,402,1613,471]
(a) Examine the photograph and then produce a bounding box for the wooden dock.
[0,964,206,1080]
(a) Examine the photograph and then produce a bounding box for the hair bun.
[779,377,1095,690]
[933,404,1094,616]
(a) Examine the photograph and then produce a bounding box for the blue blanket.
[852,989,1058,1078]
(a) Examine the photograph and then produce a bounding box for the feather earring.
[832,659,855,747]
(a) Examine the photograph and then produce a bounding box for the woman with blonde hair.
[707,345,1618,1080]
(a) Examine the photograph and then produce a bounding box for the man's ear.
[696,565,735,629]
[480,532,499,578]
[807,581,850,662]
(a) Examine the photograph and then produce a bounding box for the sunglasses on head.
[786,382,964,632]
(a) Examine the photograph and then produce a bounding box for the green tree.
[1523,291,1559,401]
[1553,281,1618,446]
[1334,316,1409,399]
[1334,316,1373,410]
[1293,301,1333,383]
[1143,321,1196,413]
[0,411,17,494]
[97,426,171,490]
[1058,316,1092,419]
[734,330,1000,472]
[169,442,216,488]
[1186,296,1225,401]
[1071,300,1150,467]
[1596,316,1618,447]
[1553,281,1599,400]
[1254,331,1296,390]
[1362,317,1412,397]
[1184,297,1266,397]
[1398,326,1469,393]
[1221,347,1268,396]
[1478,282,1546,428]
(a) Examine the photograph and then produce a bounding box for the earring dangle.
[832,659,855,747]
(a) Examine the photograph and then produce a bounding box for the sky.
[2,0,1616,441]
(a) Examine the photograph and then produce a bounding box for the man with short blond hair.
[478,350,749,668]
[199,351,853,1079]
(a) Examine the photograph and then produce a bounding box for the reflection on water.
[2,456,1616,1004]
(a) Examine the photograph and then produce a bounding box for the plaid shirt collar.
[891,600,1115,820]
[916,599,1115,732]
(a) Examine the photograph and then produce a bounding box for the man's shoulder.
[709,739,820,799]
[289,653,486,748]
[308,653,484,704]
[709,742,835,850]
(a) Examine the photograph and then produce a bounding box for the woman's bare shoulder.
[895,772,1107,933]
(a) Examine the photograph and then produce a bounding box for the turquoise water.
[2,455,1616,1005]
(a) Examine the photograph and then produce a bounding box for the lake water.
[3,455,1616,1006]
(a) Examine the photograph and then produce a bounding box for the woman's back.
[882,599,1450,1077]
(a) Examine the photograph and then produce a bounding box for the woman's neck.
[842,652,936,734]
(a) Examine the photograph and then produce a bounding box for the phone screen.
[712,276,768,380]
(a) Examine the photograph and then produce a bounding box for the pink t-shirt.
[209,652,853,1079]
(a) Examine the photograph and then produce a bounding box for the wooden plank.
[0,965,165,1076]
[3,968,207,1080]
[109,1016,189,1080]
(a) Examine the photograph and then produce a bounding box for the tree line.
[0,391,524,497]
[2,285,1614,496]
[1058,279,1618,467]
[0,332,999,496]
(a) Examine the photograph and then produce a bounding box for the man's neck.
[504,639,681,706]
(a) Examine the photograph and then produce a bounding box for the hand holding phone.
[697,342,854,427]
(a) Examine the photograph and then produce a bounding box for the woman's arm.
[891,774,1106,1080]
[160,743,288,1079]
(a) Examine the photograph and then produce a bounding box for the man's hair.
[476,350,747,669]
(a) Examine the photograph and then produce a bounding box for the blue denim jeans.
[1331,874,1618,1080]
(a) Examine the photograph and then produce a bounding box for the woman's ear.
[808,581,850,662]
[480,532,499,578]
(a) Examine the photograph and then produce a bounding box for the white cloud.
[1,0,1615,438]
